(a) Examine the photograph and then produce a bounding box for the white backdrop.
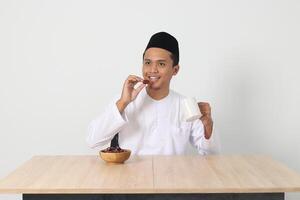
[1,0,300,199]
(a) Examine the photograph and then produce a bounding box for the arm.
[189,102,215,155]
[198,102,213,139]
[189,119,212,155]
[86,98,129,148]
[86,75,147,149]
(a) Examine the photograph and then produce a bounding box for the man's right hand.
[116,75,147,113]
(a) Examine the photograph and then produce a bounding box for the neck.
[146,86,170,100]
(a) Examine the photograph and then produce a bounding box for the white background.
[1,0,300,199]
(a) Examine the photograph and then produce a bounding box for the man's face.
[142,47,179,91]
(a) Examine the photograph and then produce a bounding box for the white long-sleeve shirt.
[87,88,217,155]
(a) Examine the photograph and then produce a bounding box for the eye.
[159,62,166,67]
[144,61,150,65]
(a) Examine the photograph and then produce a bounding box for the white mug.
[182,97,201,122]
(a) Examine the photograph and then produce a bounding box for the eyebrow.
[144,59,167,62]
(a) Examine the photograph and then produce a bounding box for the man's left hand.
[198,102,213,139]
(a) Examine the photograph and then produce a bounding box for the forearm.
[200,116,213,139]
[86,100,128,148]
[116,99,128,114]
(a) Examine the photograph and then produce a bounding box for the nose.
[150,63,158,73]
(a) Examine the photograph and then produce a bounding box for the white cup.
[182,97,201,122]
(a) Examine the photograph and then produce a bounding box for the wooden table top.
[0,155,300,194]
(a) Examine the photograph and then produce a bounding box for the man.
[87,32,215,155]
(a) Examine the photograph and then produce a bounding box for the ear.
[173,65,180,76]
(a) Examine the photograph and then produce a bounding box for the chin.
[148,84,161,90]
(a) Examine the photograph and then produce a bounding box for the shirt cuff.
[112,100,128,123]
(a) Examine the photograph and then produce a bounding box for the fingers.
[127,75,143,82]
[125,75,143,87]
[135,82,146,93]
[198,102,210,107]
[120,75,146,106]
[198,102,211,115]
[130,79,147,101]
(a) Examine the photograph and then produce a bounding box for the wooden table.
[0,155,300,200]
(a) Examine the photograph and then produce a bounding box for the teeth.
[149,76,159,80]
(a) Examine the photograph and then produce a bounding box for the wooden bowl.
[99,149,131,164]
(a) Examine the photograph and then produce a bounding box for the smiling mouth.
[148,76,160,82]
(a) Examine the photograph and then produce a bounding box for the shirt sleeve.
[86,97,129,149]
[189,119,219,155]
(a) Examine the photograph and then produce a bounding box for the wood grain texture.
[0,155,300,194]
[0,155,153,193]
[153,155,300,193]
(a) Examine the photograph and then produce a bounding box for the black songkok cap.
[144,32,179,65]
